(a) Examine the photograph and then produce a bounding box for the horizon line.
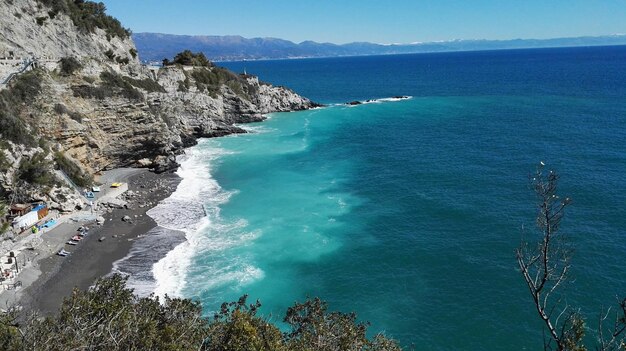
[132,32,626,46]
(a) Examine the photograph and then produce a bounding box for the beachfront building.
[11,203,49,233]
[9,204,31,217]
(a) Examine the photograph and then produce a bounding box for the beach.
[0,169,180,315]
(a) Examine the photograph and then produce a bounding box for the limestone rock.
[0,0,318,214]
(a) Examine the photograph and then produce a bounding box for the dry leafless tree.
[517,164,626,351]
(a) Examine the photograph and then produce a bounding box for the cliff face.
[36,64,314,174]
[0,0,135,61]
[0,0,316,214]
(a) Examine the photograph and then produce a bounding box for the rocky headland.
[0,0,317,215]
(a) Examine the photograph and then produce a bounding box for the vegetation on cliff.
[0,70,42,147]
[16,151,55,188]
[72,71,144,102]
[58,57,82,76]
[163,50,213,68]
[0,144,10,172]
[162,50,260,101]
[0,202,8,233]
[34,0,130,39]
[53,151,93,187]
[0,274,401,351]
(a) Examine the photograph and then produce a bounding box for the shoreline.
[1,108,315,315]
[1,169,181,315]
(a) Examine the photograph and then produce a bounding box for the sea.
[114,46,626,350]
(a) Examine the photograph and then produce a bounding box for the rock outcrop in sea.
[0,0,316,213]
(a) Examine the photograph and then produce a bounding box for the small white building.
[12,211,39,230]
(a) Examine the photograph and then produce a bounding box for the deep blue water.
[157,46,626,350]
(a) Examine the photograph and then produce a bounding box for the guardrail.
[1,58,35,85]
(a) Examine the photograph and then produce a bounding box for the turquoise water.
[155,47,626,350]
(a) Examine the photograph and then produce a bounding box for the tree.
[0,275,402,350]
[285,297,371,351]
[164,50,213,67]
[204,295,286,351]
[1,275,209,351]
[517,164,626,351]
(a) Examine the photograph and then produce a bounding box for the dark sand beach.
[17,170,181,315]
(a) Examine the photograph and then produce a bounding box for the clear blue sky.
[101,0,626,44]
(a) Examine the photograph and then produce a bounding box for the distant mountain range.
[133,33,626,62]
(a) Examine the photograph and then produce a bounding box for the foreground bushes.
[0,275,402,351]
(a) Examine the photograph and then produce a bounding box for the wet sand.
[18,170,180,315]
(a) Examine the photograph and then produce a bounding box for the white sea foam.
[340,96,414,107]
[236,124,275,133]
[148,141,265,299]
[111,226,186,296]
[110,146,230,297]
[147,143,235,298]
[376,96,413,102]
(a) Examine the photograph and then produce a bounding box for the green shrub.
[129,48,137,59]
[17,152,55,187]
[0,149,10,172]
[35,16,47,25]
[54,151,92,187]
[164,50,213,67]
[38,138,50,152]
[0,275,402,351]
[123,77,165,93]
[104,49,115,60]
[0,70,42,146]
[35,0,130,39]
[115,56,129,65]
[100,71,143,101]
[0,106,33,146]
[177,80,188,92]
[10,70,42,103]
[72,72,144,101]
[72,84,110,100]
[53,103,68,115]
[55,104,84,122]
[59,57,82,76]
[189,66,255,100]
[68,111,83,122]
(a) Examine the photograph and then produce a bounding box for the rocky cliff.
[0,0,135,61]
[0,0,316,215]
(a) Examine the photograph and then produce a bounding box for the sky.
[100,0,626,44]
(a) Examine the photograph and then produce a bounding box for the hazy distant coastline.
[133,33,626,62]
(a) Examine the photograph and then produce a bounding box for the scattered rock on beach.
[122,215,131,222]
